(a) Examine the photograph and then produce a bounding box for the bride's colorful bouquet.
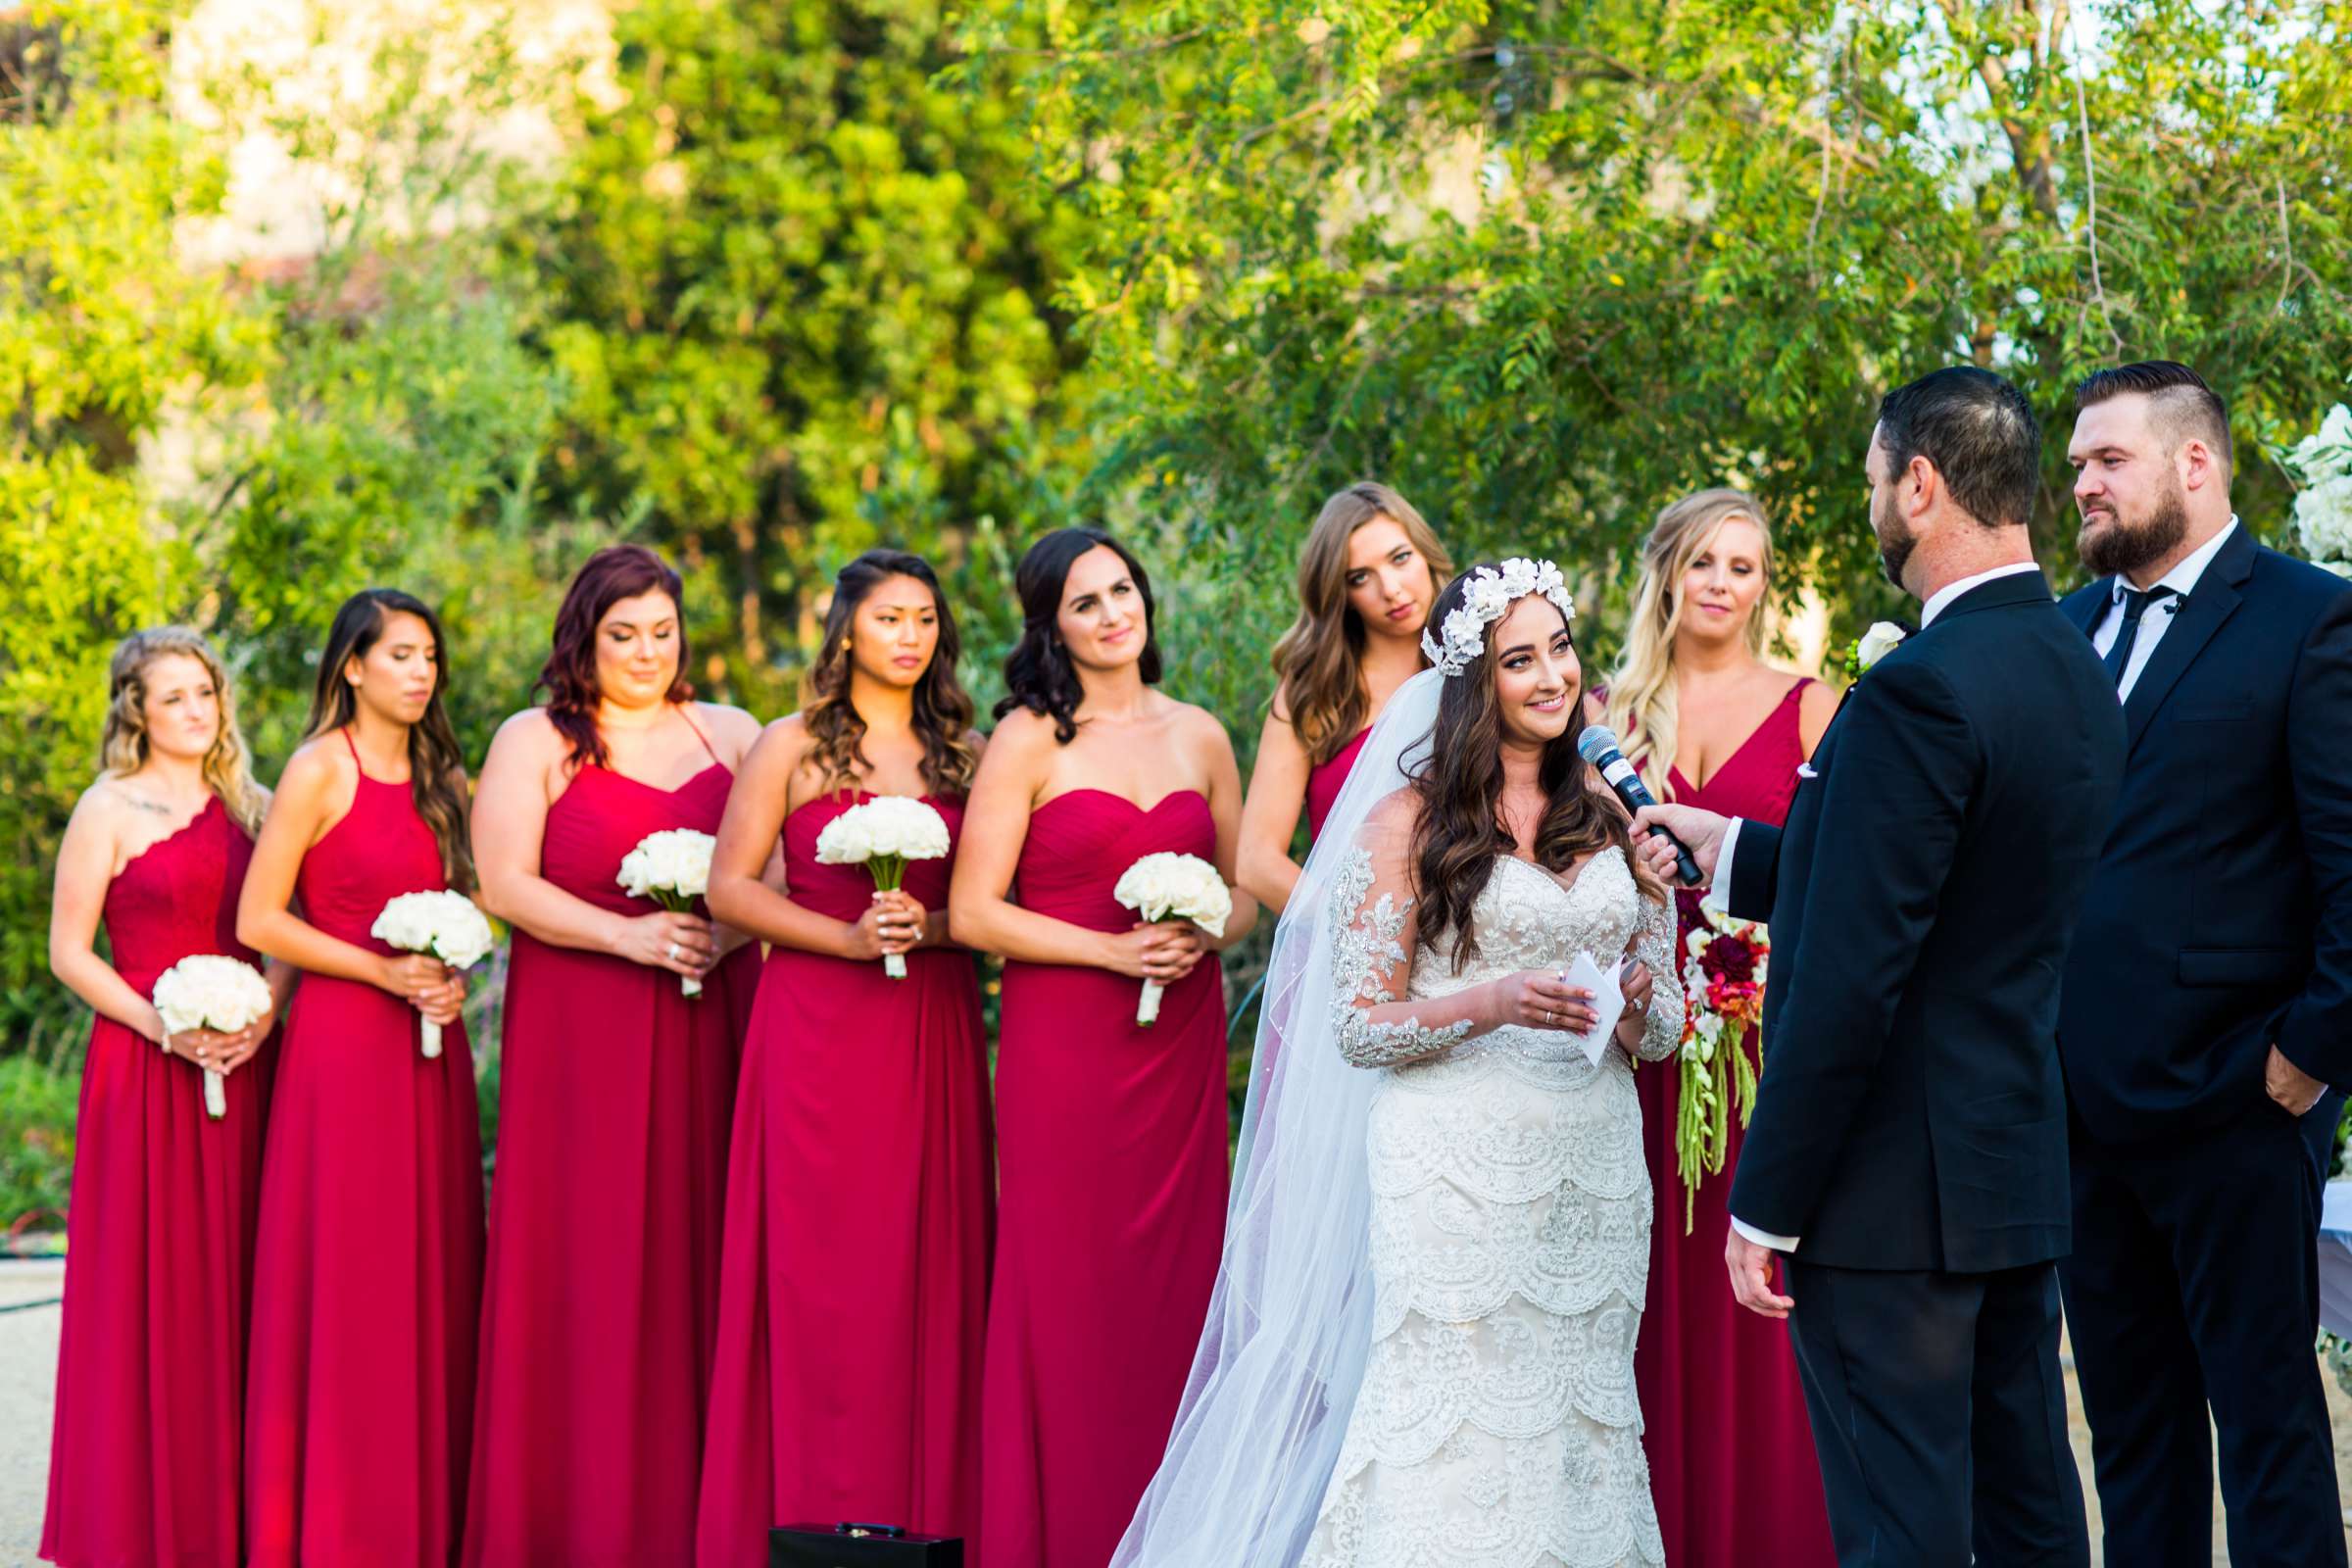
[152,955,272,1121]
[617,828,718,996]
[370,891,495,1058]
[1112,853,1231,1025]
[1671,890,1771,1232]
[814,797,952,979]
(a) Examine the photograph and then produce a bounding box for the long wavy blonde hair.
[1604,488,1777,793]
[100,627,269,833]
[1269,481,1455,764]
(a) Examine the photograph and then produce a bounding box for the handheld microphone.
[1576,723,1703,887]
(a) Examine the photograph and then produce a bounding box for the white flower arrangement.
[814,797,953,978]
[1112,852,1232,1025]
[370,891,494,1057]
[2287,403,2352,579]
[152,955,272,1120]
[617,828,719,996]
[1420,558,1577,677]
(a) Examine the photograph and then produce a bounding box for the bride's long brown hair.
[1407,566,1663,970]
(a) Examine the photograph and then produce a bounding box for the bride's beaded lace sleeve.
[1628,888,1684,1062]
[1325,806,1480,1070]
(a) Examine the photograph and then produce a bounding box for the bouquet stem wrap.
[812,798,953,981]
[1112,853,1233,1028]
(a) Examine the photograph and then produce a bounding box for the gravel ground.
[0,1258,2345,1566]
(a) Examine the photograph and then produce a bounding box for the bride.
[1115,559,1682,1568]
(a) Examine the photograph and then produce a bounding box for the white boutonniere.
[1842,621,1907,680]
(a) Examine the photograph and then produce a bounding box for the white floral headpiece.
[1421,558,1577,677]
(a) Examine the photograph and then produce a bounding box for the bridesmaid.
[465,546,761,1567]
[697,549,993,1564]
[952,526,1257,1568]
[239,589,485,1567]
[1236,481,1450,913]
[42,628,289,1568]
[1603,490,1838,1568]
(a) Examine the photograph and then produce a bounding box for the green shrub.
[0,1054,78,1235]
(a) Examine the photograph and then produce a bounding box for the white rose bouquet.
[1112,852,1232,1025]
[814,797,953,979]
[617,828,718,996]
[370,890,494,1058]
[152,955,273,1121]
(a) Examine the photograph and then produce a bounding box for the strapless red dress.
[1303,727,1371,842]
[464,744,756,1568]
[1634,678,1836,1567]
[245,738,486,1567]
[697,793,993,1566]
[42,797,274,1568]
[979,789,1229,1568]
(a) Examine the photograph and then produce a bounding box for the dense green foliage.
[4,0,2351,1208]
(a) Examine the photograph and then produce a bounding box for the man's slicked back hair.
[2074,360,2233,478]
[1876,366,2043,529]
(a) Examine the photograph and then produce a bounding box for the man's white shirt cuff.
[1699,817,1743,916]
[1731,1215,1799,1252]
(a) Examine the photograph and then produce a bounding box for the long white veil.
[1111,667,1445,1568]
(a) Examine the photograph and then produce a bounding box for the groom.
[1636,366,2124,1567]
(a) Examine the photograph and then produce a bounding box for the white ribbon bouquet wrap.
[370,891,494,1057]
[1112,853,1231,1025]
[814,797,952,979]
[616,828,718,996]
[151,955,272,1120]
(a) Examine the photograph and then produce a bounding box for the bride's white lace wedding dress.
[1299,842,1682,1568]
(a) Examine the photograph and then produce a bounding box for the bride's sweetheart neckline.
[1493,843,1624,905]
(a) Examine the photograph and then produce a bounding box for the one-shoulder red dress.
[1634,678,1836,1568]
[697,793,993,1566]
[979,789,1230,1568]
[245,732,487,1567]
[42,797,275,1568]
[465,719,757,1568]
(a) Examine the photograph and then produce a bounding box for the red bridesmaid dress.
[244,730,487,1567]
[464,721,756,1567]
[41,798,274,1568]
[980,789,1229,1568]
[697,793,993,1566]
[1302,727,1370,842]
[1634,678,1837,1567]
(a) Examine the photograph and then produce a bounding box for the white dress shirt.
[1714,559,2044,1254]
[2089,518,2238,700]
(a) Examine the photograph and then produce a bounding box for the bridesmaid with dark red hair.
[464,545,762,1567]
[951,527,1256,1568]
[696,549,993,1565]
[239,589,483,1566]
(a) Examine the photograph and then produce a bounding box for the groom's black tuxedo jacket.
[1723,570,2125,1273]
[2055,525,2352,1142]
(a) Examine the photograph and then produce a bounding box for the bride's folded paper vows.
[1562,951,1626,1067]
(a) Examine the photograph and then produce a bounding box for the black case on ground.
[770,1523,963,1567]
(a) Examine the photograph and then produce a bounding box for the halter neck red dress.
[245,731,486,1567]
[696,792,993,1566]
[1633,678,1836,1568]
[465,713,757,1568]
[41,796,274,1568]
[979,788,1229,1568]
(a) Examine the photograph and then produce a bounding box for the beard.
[2078,478,2190,578]
[1872,487,1917,591]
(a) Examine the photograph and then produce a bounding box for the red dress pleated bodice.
[697,792,994,1566]
[244,739,486,1568]
[980,789,1229,1568]
[42,797,275,1568]
[465,740,756,1568]
[1635,678,1837,1567]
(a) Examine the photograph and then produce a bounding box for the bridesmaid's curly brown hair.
[537,545,694,770]
[1407,565,1663,970]
[802,550,978,800]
